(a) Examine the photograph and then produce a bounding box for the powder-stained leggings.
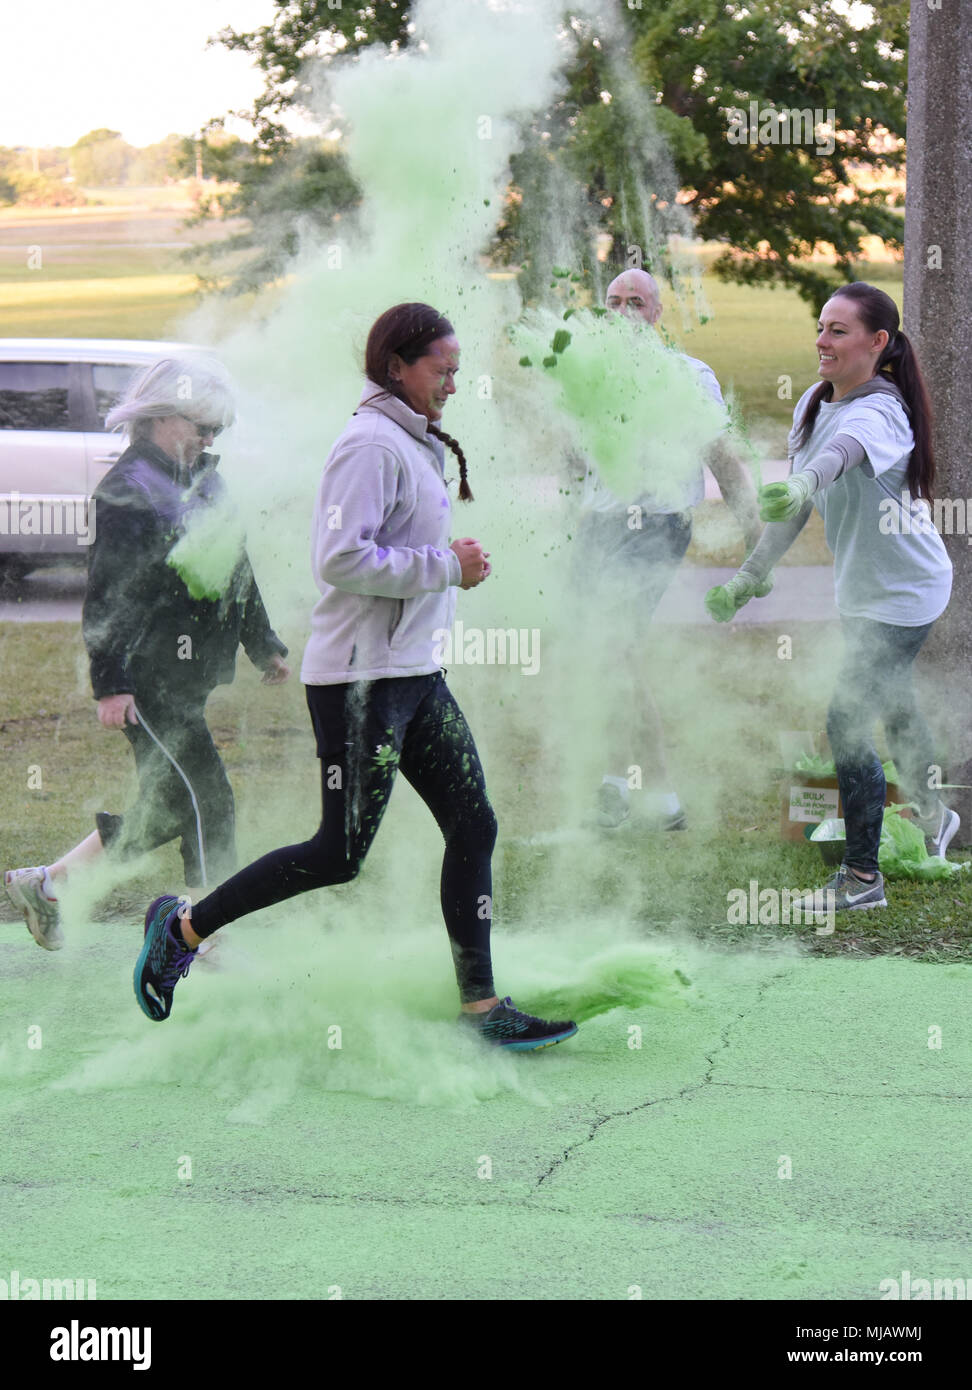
[187,672,499,1003]
[827,616,938,875]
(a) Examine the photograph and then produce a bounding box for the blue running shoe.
[460,997,577,1051]
[135,896,197,1022]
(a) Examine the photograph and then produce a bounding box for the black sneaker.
[134,895,197,1022]
[460,997,578,1051]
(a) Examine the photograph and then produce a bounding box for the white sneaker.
[595,782,630,828]
[4,866,64,950]
[919,805,960,860]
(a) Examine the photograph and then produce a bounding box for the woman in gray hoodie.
[134,303,577,1050]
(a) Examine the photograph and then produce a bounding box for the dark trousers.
[569,508,693,621]
[827,616,938,874]
[189,672,499,1003]
[98,688,236,890]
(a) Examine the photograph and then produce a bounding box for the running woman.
[134,303,577,1050]
[4,355,290,950]
[705,281,958,909]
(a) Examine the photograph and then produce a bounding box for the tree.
[0,146,83,207]
[189,135,359,292]
[127,134,185,185]
[69,128,134,186]
[207,0,909,306]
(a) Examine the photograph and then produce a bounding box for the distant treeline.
[0,128,249,208]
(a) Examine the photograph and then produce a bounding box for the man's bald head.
[605,269,662,325]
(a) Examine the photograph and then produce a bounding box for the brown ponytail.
[796,282,935,501]
[362,301,474,502]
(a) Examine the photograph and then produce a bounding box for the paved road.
[0,558,837,626]
[1,909,967,1300]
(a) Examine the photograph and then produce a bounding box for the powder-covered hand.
[758,473,814,522]
[704,571,773,623]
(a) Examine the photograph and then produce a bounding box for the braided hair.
[363,302,473,501]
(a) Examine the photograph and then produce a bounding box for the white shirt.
[790,384,951,625]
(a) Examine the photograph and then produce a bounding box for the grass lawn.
[1,617,967,962]
[0,201,901,442]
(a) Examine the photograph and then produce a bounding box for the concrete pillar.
[903,0,972,843]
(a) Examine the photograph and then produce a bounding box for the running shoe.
[918,804,960,861]
[596,783,630,828]
[460,997,578,1051]
[4,866,63,950]
[792,865,887,914]
[135,895,197,1022]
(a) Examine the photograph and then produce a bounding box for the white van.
[0,338,199,576]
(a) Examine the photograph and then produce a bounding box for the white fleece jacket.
[300,385,463,684]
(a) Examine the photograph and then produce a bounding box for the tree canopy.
[208,0,909,307]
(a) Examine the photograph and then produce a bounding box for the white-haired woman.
[4,355,290,950]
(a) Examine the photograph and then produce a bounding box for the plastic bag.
[793,751,899,782]
[877,804,966,881]
[811,807,966,880]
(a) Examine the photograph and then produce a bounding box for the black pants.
[827,616,938,874]
[98,688,236,890]
[188,672,499,1003]
[569,508,693,623]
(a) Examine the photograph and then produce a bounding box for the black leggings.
[827,616,939,875]
[188,672,498,1003]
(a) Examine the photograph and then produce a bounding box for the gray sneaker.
[4,866,64,950]
[918,805,960,860]
[793,865,887,915]
[596,783,630,828]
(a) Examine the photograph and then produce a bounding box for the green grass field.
[2,615,967,960]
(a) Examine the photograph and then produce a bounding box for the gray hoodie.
[300,385,463,684]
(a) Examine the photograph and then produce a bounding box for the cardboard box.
[781,776,908,843]
[777,731,910,842]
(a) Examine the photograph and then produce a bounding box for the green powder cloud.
[510,308,726,507]
[167,495,247,602]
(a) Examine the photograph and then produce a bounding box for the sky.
[0,0,880,152]
[0,0,279,148]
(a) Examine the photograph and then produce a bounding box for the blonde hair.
[105,354,236,442]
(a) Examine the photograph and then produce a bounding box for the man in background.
[571,268,762,830]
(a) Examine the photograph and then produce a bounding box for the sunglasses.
[178,414,224,438]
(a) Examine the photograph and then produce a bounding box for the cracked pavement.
[1,920,969,1299]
